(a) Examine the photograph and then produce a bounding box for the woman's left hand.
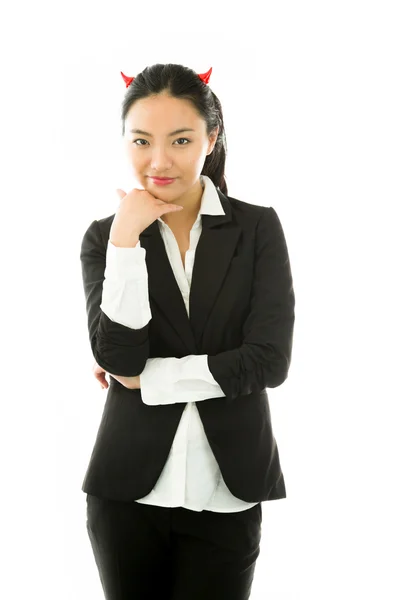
[110,373,141,389]
[92,361,141,390]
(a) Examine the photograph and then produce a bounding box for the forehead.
[126,94,203,129]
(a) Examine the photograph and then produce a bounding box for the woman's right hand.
[110,187,184,247]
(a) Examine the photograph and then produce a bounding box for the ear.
[207,126,219,154]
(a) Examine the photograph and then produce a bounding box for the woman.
[80,62,295,600]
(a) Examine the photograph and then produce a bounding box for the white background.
[1,1,399,598]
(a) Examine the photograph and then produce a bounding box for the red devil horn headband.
[120,67,212,89]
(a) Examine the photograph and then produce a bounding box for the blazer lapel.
[138,190,242,353]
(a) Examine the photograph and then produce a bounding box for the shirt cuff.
[140,355,226,405]
[104,239,147,280]
[100,240,152,329]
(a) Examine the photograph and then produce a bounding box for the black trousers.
[86,494,262,600]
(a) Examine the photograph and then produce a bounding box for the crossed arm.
[110,372,140,389]
[83,207,295,403]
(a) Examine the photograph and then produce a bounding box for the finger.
[94,373,106,385]
[164,205,184,213]
[116,189,127,202]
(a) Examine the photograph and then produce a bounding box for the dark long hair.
[121,63,228,196]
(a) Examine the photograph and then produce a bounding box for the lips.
[149,177,176,186]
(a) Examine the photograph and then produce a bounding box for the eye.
[132,138,191,146]
[132,138,148,146]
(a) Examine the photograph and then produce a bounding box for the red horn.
[121,71,135,88]
[121,67,212,89]
[197,67,212,84]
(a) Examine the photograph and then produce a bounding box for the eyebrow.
[129,128,196,137]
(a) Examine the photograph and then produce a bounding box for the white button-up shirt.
[100,175,258,513]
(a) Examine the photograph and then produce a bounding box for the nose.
[150,147,173,172]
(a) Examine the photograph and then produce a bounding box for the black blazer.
[80,188,295,503]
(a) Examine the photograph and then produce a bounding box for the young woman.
[80,62,295,600]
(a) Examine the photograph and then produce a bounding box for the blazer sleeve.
[80,219,150,376]
[207,207,295,400]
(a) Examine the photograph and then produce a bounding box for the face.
[123,92,219,203]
